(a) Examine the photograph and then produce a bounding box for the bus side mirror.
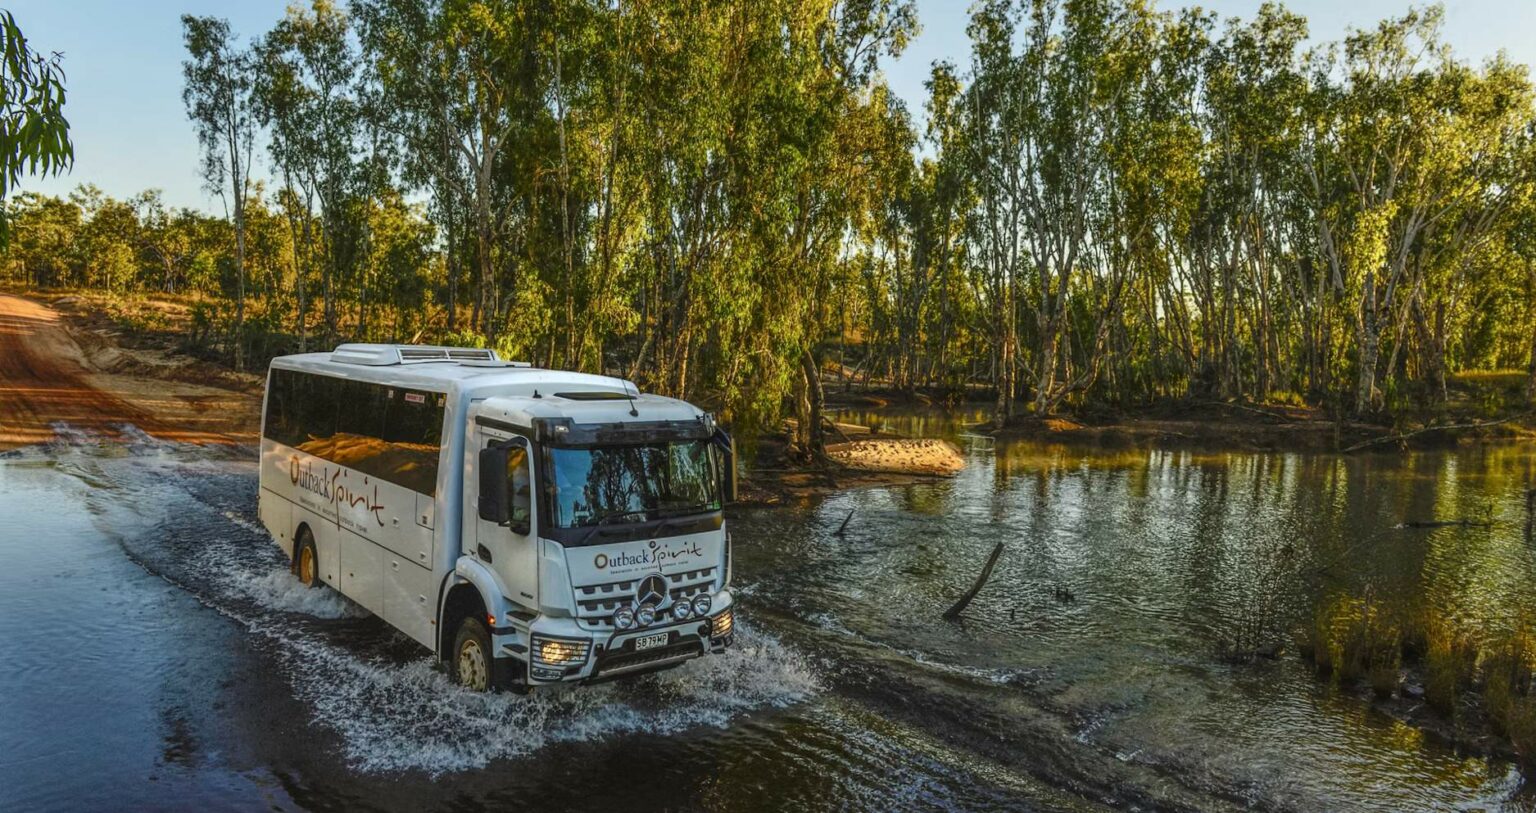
[711,428,737,503]
[478,445,510,524]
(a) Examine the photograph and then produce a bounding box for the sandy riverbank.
[0,294,261,451]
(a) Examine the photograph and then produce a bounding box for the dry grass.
[1422,617,1479,715]
[1307,591,1402,696]
[1482,628,1536,736]
[1306,598,1536,771]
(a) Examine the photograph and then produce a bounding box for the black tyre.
[292,529,323,589]
[449,616,493,691]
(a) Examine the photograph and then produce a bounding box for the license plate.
[633,632,668,651]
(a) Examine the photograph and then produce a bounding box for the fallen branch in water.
[1341,412,1532,453]
[1400,519,1492,529]
[944,541,1005,620]
[834,508,855,536]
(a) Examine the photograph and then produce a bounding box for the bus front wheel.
[450,616,492,691]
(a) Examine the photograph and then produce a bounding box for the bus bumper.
[500,593,735,688]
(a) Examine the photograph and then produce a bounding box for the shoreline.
[981,412,1536,454]
[825,388,1536,454]
[0,293,261,452]
[5,290,1532,468]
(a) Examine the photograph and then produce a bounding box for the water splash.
[224,567,370,620]
[274,618,815,774]
[66,438,820,774]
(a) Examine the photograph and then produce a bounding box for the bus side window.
[507,443,532,534]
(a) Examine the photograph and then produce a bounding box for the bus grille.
[575,567,717,625]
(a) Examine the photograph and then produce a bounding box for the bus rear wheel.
[292,531,321,589]
[450,616,492,691]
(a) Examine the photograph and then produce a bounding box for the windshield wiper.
[652,504,714,519]
[575,509,648,545]
[597,509,647,525]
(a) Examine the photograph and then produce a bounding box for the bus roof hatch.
[330,343,511,366]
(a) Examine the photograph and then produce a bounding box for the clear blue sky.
[13,0,1536,214]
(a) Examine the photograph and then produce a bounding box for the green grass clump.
[1474,625,1536,771]
[1482,629,1536,731]
[1421,616,1479,716]
[1307,592,1401,696]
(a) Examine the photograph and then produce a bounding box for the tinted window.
[546,441,720,527]
[507,441,532,530]
[262,368,445,495]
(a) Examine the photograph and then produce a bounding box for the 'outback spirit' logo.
[289,456,386,528]
[594,538,705,571]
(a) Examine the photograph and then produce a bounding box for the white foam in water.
[45,420,105,449]
[226,567,371,619]
[807,611,1038,686]
[52,448,821,775]
[116,423,173,451]
[271,618,817,774]
[220,509,269,536]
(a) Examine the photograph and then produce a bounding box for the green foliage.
[0,9,72,249]
[8,0,1536,440]
[1420,616,1478,716]
[1307,591,1402,695]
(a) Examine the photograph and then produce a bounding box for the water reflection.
[8,412,1536,810]
[750,408,1536,809]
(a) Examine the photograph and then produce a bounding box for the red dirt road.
[0,294,256,450]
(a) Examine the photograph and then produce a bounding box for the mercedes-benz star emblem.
[636,574,667,607]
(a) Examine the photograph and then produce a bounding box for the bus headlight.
[692,593,712,616]
[531,635,590,668]
[636,605,656,627]
[672,602,693,621]
[613,606,636,630]
[711,608,734,638]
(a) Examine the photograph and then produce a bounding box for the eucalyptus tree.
[615,0,734,398]
[356,0,542,341]
[0,10,72,249]
[788,0,918,456]
[1177,4,1309,401]
[918,61,980,392]
[1395,55,1533,405]
[958,0,1154,423]
[253,0,363,347]
[68,184,139,291]
[182,15,257,370]
[132,190,193,293]
[363,189,436,341]
[26,0,1535,436]
[1513,145,1536,403]
[1298,9,1536,412]
[955,0,1023,425]
[4,192,78,287]
[851,88,919,391]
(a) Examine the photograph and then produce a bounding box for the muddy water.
[3,420,1536,811]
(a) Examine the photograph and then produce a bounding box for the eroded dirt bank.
[0,294,259,450]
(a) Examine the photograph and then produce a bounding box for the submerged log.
[1400,519,1492,529]
[1342,412,1532,453]
[943,542,1005,620]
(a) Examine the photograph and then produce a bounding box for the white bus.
[257,344,737,691]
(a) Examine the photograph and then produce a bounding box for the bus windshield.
[546,440,720,528]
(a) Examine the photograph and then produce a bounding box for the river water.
[3,417,1536,811]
